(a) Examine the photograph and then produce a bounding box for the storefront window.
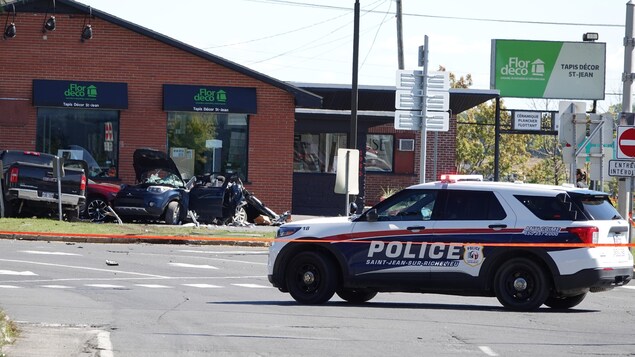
[36,108,119,179]
[365,134,393,172]
[167,112,248,180]
[294,133,347,173]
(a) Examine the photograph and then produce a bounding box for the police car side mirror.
[349,202,358,215]
[366,208,378,222]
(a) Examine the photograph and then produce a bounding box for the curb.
[0,233,272,247]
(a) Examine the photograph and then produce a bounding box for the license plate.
[613,234,625,244]
[41,192,55,199]
[612,234,627,256]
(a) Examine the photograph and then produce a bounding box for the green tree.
[456,102,531,179]
[524,113,568,185]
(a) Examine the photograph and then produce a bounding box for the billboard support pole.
[494,97,501,181]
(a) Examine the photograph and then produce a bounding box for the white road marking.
[0,285,21,289]
[169,263,219,270]
[182,283,222,288]
[0,258,169,278]
[85,284,127,288]
[622,286,635,290]
[41,285,73,289]
[20,250,81,256]
[135,284,172,288]
[232,283,271,288]
[96,330,114,357]
[479,346,499,356]
[0,270,37,276]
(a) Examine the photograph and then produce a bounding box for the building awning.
[292,82,499,115]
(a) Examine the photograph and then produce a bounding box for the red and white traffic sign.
[617,126,635,159]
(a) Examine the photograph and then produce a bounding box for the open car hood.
[133,148,183,183]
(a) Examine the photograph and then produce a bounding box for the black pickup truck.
[0,150,86,219]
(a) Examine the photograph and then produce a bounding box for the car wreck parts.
[112,148,288,226]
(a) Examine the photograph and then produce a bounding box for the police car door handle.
[488,224,507,230]
[407,226,427,232]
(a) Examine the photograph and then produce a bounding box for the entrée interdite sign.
[490,39,606,100]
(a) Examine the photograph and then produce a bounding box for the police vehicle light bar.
[439,174,484,183]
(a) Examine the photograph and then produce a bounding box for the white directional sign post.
[395,35,450,183]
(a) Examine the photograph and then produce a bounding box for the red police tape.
[0,230,273,243]
[0,230,633,248]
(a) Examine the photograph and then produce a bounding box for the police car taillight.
[566,226,599,244]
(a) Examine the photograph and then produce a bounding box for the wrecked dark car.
[112,148,249,225]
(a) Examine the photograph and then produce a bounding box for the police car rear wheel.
[285,251,337,304]
[494,257,549,311]
[336,288,377,303]
[544,293,587,309]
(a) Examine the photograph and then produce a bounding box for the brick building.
[0,0,319,215]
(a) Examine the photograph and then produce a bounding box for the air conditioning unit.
[398,139,414,151]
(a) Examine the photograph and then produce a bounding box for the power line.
[202,10,351,50]
[361,0,392,68]
[240,0,623,28]
[247,1,390,64]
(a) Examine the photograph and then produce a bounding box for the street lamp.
[583,32,599,42]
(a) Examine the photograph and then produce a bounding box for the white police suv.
[268,176,633,311]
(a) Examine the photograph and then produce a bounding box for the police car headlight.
[147,186,171,193]
[276,226,302,238]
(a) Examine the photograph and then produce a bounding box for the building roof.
[291,82,500,115]
[3,0,322,108]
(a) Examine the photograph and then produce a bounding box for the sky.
[78,0,630,112]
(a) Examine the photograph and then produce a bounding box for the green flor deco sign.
[32,80,128,109]
[194,88,227,105]
[163,84,257,114]
[490,39,606,100]
[65,83,97,100]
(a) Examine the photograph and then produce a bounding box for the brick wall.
[0,12,295,213]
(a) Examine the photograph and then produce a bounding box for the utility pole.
[619,0,634,221]
[396,0,404,70]
[350,0,360,150]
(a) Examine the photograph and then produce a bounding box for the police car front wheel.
[285,251,337,304]
[494,257,550,311]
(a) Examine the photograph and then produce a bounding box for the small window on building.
[366,134,393,172]
[36,108,119,179]
[294,133,347,173]
[398,138,415,151]
[167,112,248,180]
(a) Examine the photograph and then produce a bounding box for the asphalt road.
[1,239,634,357]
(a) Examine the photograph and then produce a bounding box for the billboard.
[490,40,605,100]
